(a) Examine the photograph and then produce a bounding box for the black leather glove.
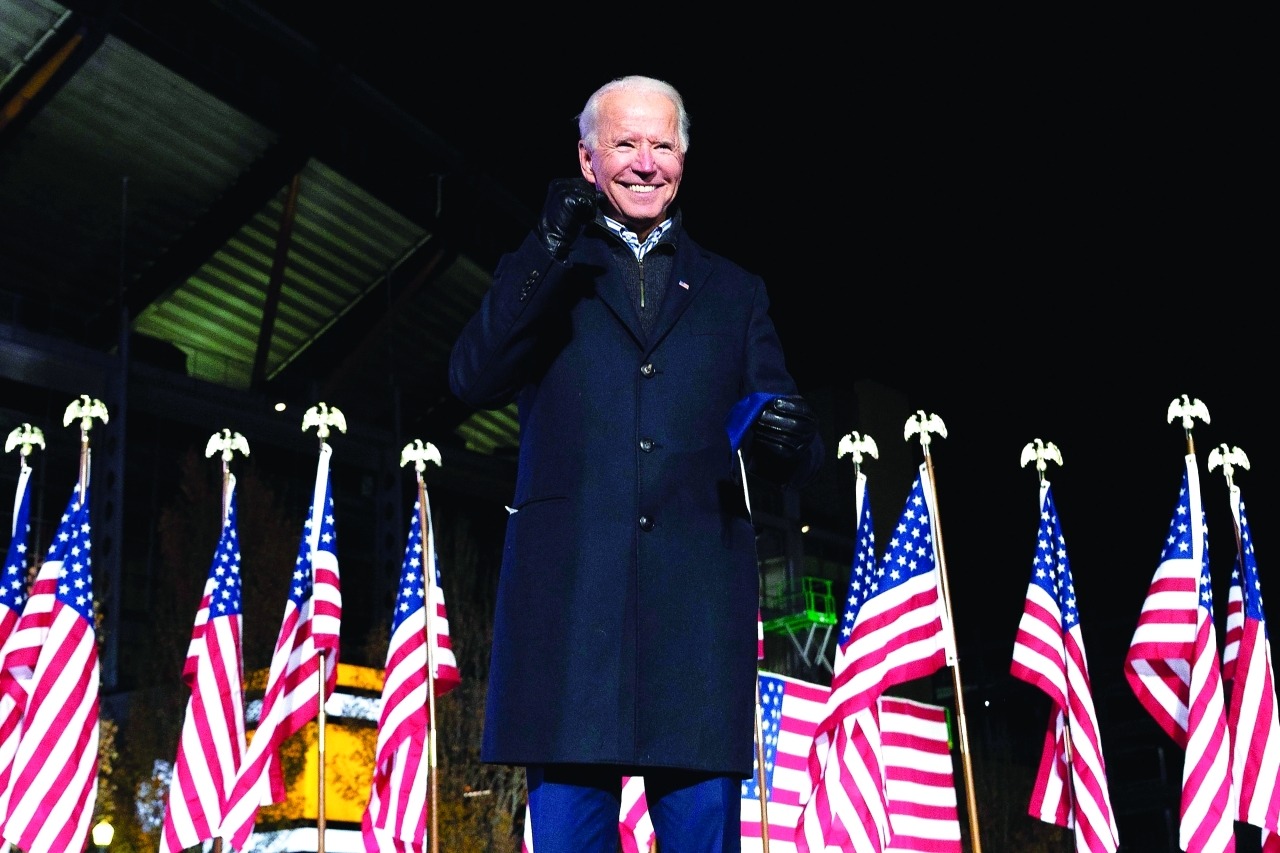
[537,177,598,259]
[754,396,818,460]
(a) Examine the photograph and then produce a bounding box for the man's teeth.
[628,185,656,193]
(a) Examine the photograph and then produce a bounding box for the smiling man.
[449,74,823,852]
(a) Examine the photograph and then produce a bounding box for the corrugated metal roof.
[133,159,427,388]
[0,0,520,457]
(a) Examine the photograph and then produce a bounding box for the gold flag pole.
[203,428,251,853]
[736,449,770,853]
[302,402,346,853]
[401,439,444,853]
[904,410,981,852]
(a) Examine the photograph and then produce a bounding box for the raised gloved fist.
[754,396,818,460]
[538,176,598,258]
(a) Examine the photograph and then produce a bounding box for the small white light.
[800,524,811,534]
[92,820,114,848]
[274,402,287,412]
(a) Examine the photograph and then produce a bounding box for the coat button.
[640,438,654,452]
[638,515,654,531]
[640,363,655,377]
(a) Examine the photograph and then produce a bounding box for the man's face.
[579,89,684,240]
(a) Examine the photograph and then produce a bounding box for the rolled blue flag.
[726,391,782,453]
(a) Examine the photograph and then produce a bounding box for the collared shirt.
[603,216,674,262]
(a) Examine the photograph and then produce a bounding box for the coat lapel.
[579,229,714,352]
[642,239,711,354]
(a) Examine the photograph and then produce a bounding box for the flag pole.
[302,403,347,853]
[204,429,251,853]
[401,439,444,853]
[905,411,982,852]
[737,449,771,853]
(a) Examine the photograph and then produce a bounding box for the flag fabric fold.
[1222,487,1280,834]
[1124,455,1234,852]
[220,444,342,850]
[362,488,460,852]
[519,775,654,853]
[161,476,246,853]
[798,465,951,852]
[0,477,100,853]
[797,470,891,853]
[880,696,962,853]
[746,674,960,853]
[1010,481,1119,852]
[619,775,655,853]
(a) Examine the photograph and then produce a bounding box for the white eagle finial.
[302,402,348,442]
[1020,438,1063,483]
[400,439,443,473]
[1207,443,1249,490]
[205,429,251,463]
[5,423,45,458]
[1166,394,1210,431]
[63,394,109,433]
[904,410,947,449]
[836,431,879,469]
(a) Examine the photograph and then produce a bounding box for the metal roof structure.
[1,0,524,462]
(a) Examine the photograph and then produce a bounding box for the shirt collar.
[602,216,674,261]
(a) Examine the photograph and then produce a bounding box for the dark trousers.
[527,764,742,852]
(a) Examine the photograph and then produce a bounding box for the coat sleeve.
[448,232,578,410]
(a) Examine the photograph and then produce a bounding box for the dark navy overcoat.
[449,218,822,777]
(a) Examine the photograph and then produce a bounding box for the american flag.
[759,607,765,661]
[0,479,100,853]
[519,775,654,853]
[880,696,961,853]
[797,471,892,853]
[822,465,950,724]
[220,444,342,850]
[522,673,953,853]
[362,489,460,852]
[161,477,246,853]
[746,675,960,853]
[1010,481,1119,852]
[0,464,32,636]
[1223,487,1280,834]
[1124,456,1234,852]
[0,465,34,798]
[799,466,952,850]
[619,775,655,853]
[743,671,829,851]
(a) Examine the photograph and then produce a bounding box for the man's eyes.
[612,141,677,152]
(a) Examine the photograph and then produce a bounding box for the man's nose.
[633,145,656,171]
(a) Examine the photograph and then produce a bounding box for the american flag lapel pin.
[678,280,689,290]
